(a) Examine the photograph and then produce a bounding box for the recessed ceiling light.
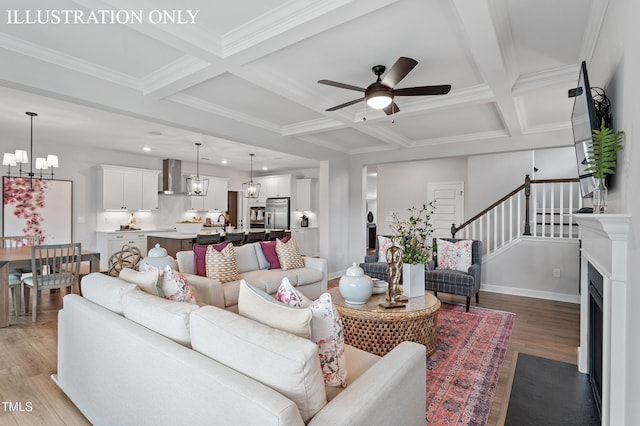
[262,166,268,171]
[221,160,228,165]
[143,147,151,152]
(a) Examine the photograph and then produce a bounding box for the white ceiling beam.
[511,64,581,96]
[451,0,523,136]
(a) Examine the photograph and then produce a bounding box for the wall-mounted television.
[571,61,599,198]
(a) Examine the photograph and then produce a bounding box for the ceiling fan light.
[366,95,392,109]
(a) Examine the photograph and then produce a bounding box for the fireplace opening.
[588,262,603,418]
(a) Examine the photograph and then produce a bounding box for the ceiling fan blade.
[326,97,364,111]
[318,80,365,92]
[393,85,451,96]
[381,57,418,88]
[383,102,400,115]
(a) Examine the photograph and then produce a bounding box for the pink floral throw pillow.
[309,293,347,387]
[436,239,473,272]
[162,265,197,304]
[275,279,346,387]
[377,236,394,262]
[276,277,313,308]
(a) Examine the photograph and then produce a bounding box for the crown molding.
[412,129,510,148]
[167,93,281,133]
[222,0,351,56]
[511,64,581,95]
[295,134,351,154]
[580,0,609,65]
[282,117,346,137]
[0,33,141,90]
[141,56,212,96]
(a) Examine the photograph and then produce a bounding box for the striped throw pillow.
[205,242,240,283]
[276,238,305,270]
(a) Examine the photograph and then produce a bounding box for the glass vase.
[592,178,608,214]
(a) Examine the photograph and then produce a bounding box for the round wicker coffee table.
[329,287,441,356]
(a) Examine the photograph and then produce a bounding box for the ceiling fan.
[318,57,451,115]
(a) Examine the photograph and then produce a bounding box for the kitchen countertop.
[146,229,289,240]
[96,229,174,234]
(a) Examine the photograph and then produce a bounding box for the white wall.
[533,147,579,180]
[589,0,639,422]
[483,239,580,303]
[467,151,533,217]
[376,157,468,235]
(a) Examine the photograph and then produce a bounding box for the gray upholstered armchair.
[425,238,482,312]
[359,235,392,281]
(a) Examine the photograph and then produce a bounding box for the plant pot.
[402,263,425,298]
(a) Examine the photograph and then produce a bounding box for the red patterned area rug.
[427,303,515,425]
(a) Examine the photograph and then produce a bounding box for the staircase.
[451,175,582,258]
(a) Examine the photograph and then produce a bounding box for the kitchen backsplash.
[96,195,225,231]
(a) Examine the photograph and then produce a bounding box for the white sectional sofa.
[56,273,427,425]
[175,242,327,312]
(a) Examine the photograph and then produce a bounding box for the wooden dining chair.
[22,243,82,322]
[1,235,42,315]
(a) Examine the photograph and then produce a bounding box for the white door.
[428,182,464,239]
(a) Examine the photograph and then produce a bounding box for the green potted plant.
[585,118,624,213]
[390,201,435,297]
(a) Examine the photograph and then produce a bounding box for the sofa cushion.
[295,267,324,286]
[254,243,270,270]
[119,267,160,296]
[81,273,137,315]
[234,243,260,273]
[205,243,240,283]
[237,280,312,339]
[190,305,327,423]
[240,269,299,294]
[276,238,305,270]
[195,241,231,276]
[325,345,380,401]
[259,240,281,269]
[122,289,199,347]
[161,265,196,304]
[377,235,394,262]
[436,238,473,272]
[274,279,347,388]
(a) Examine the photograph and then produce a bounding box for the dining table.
[0,246,100,328]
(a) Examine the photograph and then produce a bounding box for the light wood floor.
[0,286,579,425]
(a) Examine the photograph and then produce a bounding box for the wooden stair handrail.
[451,175,580,237]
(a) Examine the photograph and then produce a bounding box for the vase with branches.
[390,201,436,265]
[585,118,624,213]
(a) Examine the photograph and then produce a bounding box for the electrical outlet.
[553,268,561,278]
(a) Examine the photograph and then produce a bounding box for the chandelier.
[186,142,209,196]
[2,112,59,182]
[242,153,261,198]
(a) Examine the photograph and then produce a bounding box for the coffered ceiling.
[0,0,607,172]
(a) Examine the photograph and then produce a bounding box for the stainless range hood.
[159,159,185,195]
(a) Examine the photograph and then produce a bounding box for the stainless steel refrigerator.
[265,197,290,230]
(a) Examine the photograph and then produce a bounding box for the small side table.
[329,287,440,356]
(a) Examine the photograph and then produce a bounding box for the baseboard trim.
[481,284,580,304]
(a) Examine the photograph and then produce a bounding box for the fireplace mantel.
[574,213,630,426]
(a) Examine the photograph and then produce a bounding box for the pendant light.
[2,112,59,183]
[186,142,209,196]
[242,153,261,198]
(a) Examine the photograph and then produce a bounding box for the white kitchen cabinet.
[295,178,317,212]
[99,165,159,211]
[262,175,293,199]
[96,231,148,270]
[189,176,228,211]
[291,228,318,257]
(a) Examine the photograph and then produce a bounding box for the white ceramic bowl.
[175,222,203,234]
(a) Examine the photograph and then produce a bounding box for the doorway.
[427,181,464,238]
[227,191,238,227]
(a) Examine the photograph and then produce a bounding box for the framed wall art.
[3,176,73,244]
